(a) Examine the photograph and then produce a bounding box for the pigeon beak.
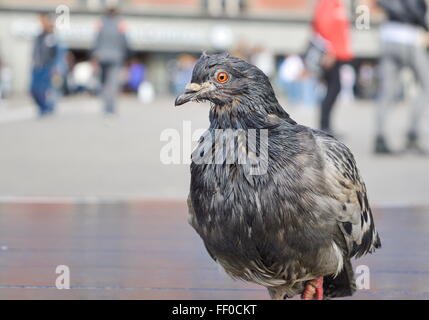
[175,83,202,106]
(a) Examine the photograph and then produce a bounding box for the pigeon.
[175,52,381,300]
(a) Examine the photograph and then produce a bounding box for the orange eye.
[216,72,229,83]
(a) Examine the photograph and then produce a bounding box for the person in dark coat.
[30,13,64,117]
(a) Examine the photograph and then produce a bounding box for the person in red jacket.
[313,0,353,135]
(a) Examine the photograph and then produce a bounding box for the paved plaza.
[0,95,428,206]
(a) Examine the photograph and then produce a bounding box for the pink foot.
[301,277,323,300]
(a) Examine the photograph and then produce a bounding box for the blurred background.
[0,0,383,102]
[0,0,428,300]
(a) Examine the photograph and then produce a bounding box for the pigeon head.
[175,52,277,108]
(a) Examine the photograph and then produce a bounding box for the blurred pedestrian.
[0,57,12,100]
[30,13,64,117]
[357,61,377,100]
[312,0,353,135]
[278,54,305,105]
[92,7,130,114]
[279,54,318,108]
[339,64,356,103]
[375,0,429,155]
[72,60,98,94]
[126,58,146,93]
[172,54,196,96]
[250,45,275,80]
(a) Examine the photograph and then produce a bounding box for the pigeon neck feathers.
[208,95,296,130]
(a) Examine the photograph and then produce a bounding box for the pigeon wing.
[316,133,381,258]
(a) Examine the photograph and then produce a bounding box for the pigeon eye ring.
[216,71,229,83]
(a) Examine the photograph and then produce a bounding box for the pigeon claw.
[301,277,323,300]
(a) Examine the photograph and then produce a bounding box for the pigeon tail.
[323,258,356,298]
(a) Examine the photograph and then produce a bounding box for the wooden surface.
[0,200,428,300]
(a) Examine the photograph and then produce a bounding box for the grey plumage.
[176,53,381,299]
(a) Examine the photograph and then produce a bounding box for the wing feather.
[316,133,381,258]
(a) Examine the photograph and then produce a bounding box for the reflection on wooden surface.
[0,201,428,299]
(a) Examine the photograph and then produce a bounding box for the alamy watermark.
[355,5,371,30]
[355,264,370,290]
[160,121,269,175]
[55,265,70,289]
[55,5,71,31]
